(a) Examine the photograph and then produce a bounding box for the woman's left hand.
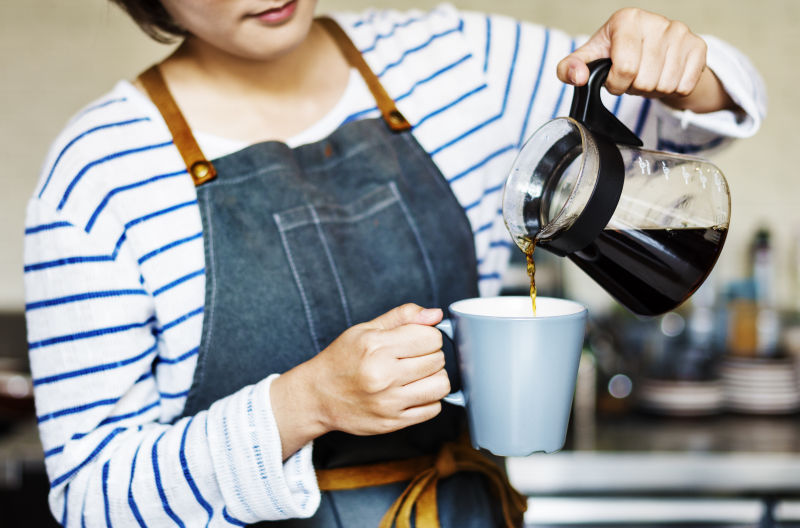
[556,7,737,113]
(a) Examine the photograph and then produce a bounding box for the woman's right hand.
[270,304,450,459]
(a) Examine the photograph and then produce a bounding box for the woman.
[24,1,765,526]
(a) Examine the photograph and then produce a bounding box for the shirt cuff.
[659,34,767,139]
[206,374,321,522]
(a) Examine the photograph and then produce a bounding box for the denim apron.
[138,18,523,528]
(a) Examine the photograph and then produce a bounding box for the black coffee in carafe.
[503,59,731,316]
[568,226,727,317]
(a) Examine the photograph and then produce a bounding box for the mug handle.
[436,319,465,407]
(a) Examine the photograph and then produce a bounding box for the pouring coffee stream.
[503,59,731,317]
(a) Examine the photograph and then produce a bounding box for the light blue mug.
[439,296,587,456]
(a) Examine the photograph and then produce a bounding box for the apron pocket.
[273,181,439,353]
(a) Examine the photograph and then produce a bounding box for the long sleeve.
[458,10,766,155]
[24,93,320,526]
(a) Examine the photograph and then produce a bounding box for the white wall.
[1,0,794,311]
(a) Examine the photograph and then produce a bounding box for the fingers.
[366,303,443,330]
[556,8,708,99]
[381,322,443,359]
[397,369,451,410]
[397,350,446,385]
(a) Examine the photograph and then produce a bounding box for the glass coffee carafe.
[503,59,730,316]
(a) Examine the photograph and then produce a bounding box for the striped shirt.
[24,5,766,526]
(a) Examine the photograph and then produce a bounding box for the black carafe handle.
[569,59,643,147]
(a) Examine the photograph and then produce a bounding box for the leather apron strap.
[136,16,411,187]
[316,441,528,528]
[137,66,217,186]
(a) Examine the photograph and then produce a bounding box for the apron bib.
[139,18,523,527]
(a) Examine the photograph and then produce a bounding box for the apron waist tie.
[315,441,528,528]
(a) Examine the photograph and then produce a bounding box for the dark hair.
[109,0,188,43]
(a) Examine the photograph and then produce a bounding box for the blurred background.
[1,0,799,526]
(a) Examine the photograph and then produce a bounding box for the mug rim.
[448,295,587,320]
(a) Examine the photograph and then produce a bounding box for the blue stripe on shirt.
[99,400,159,427]
[375,23,463,78]
[38,117,151,199]
[448,145,514,184]
[34,343,157,386]
[124,199,198,231]
[359,12,432,54]
[463,182,505,212]
[159,390,190,400]
[38,397,121,424]
[415,83,487,129]
[25,221,73,235]
[634,98,652,137]
[394,54,473,102]
[86,168,187,232]
[28,315,155,350]
[352,10,377,28]
[490,239,513,249]
[45,445,65,458]
[24,232,127,273]
[518,28,551,147]
[138,232,203,265]
[429,21,521,157]
[152,270,205,297]
[223,507,247,527]
[72,97,127,123]
[57,140,173,211]
[613,94,623,116]
[157,346,200,365]
[483,15,491,73]
[180,417,213,527]
[152,431,187,528]
[62,484,69,526]
[102,460,112,528]
[158,306,204,334]
[26,288,148,311]
[343,55,481,126]
[51,427,125,488]
[128,444,148,528]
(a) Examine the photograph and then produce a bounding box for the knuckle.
[373,397,396,418]
[632,76,657,94]
[424,402,443,421]
[376,417,398,433]
[360,329,383,354]
[613,7,640,22]
[358,363,389,393]
[437,370,452,397]
[428,327,443,350]
[669,20,690,37]
[398,303,419,320]
[433,351,446,371]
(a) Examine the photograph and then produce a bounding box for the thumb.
[366,304,443,330]
[557,34,610,86]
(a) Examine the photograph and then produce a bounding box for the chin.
[233,3,317,60]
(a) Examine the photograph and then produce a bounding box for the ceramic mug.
[439,296,587,456]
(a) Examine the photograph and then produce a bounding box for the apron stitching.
[308,205,353,327]
[188,195,217,412]
[297,191,398,227]
[272,184,397,231]
[389,182,441,308]
[274,213,322,353]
